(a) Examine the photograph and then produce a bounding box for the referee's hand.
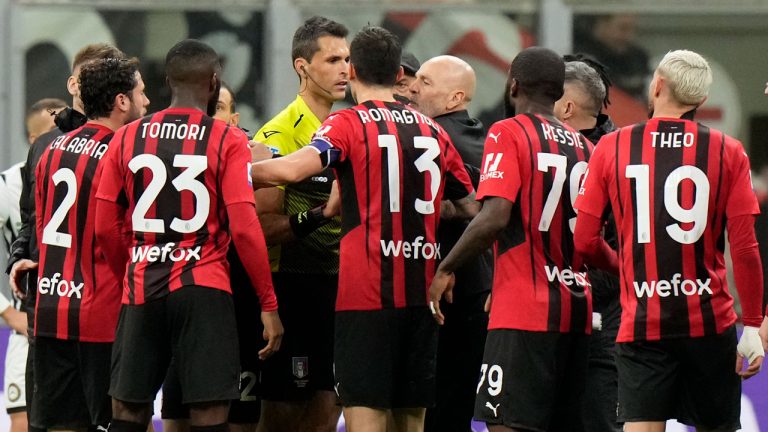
[428,269,455,325]
[259,311,284,360]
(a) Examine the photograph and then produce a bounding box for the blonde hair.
[656,50,712,106]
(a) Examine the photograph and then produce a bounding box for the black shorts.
[110,286,240,405]
[30,337,111,430]
[334,307,438,409]
[473,329,589,432]
[616,326,740,430]
[162,254,265,424]
[260,273,337,401]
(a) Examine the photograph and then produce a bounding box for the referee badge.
[292,356,309,379]
[7,384,20,403]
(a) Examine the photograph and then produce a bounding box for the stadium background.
[0,0,766,430]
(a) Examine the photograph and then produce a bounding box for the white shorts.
[4,332,27,412]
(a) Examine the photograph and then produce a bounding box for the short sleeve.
[221,128,257,206]
[310,112,352,165]
[574,139,609,218]
[476,122,521,203]
[96,127,127,206]
[725,140,760,218]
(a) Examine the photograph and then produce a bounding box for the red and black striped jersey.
[311,100,473,311]
[35,123,120,342]
[96,108,257,305]
[576,117,759,342]
[477,113,593,334]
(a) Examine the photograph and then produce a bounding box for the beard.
[207,80,222,117]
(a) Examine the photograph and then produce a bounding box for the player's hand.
[323,180,341,218]
[0,308,28,337]
[759,315,768,351]
[249,141,273,162]
[9,259,38,300]
[428,269,455,325]
[736,326,765,379]
[483,292,492,313]
[259,310,284,360]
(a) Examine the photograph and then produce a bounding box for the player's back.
[479,113,593,333]
[588,117,756,341]
[107,108,250,304]
[319,100,472,311]
[35,123,119,342]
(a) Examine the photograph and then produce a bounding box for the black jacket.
[435,110,493,299]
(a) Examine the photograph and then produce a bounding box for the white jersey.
[0,162,24,312]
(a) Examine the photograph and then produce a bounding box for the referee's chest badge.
[293,357,309,379]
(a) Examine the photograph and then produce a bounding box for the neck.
[568,115,597,131]
[299,89,333,121]
[651,104,697,120]
[87,114,123,132]
[169,86,210,113]
[72,99,84,115]
[514,99,554,117]
[353,85,396,105]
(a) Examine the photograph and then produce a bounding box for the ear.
[116,93,130,114]
[395,66,405,84]
[211,73,219,92]
[509,78,519,99]
[446,90,465,111]
[294,58,308,77]
[653,75,664,99]
[230,112,240,127]
[349,64,357,81]
[563,100,576,120]
[67,75,78,97]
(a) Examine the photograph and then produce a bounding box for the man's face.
[127,72,150,123]
[214,87,238,126]
[303,36,350,102]
[409,62,450,118]
[393,74,416,99]
[26,109,60,145]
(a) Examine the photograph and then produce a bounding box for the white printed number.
[129,154,210,233]
[625,164,709,244]
[477,363,503,396]
[239,371,258,402]
[42,168,78,248]
[378,135,441,215]
[537,153,588,233]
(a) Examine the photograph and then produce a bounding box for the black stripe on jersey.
[126,120,147,305]
[340,112,365,237]
[628,123,648,341]
[497,191,525,255]
[528,115,562,332]
[511,118,538,297]
[569,136,591,332]
[180,116,215,288]
[370,102,395,309]
[697,125,718,335]
[654,121,689,339]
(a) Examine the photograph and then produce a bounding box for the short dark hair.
[79,58,139,119]
[292,16,348,63]
[26,98,67,122]
[72,43,125,72]
[350,26,401,87]
[220,81,236,113]
[564,53,612,108]
[166,39,221,86]
[509,47,565,103]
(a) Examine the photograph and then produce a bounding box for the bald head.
[409,55,476,118]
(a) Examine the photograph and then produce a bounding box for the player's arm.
[429,196,512,324]
[573,212,619,274]
[728,214,765,378]
[94,198,129,281]
[250,146,324,188]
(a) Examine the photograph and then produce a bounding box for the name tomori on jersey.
[141,122,207,141]
[49,135,109,159]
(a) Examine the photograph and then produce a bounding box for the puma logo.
[485,401,500,417]
[489,131,501,143]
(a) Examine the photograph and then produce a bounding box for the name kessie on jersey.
[49,133,109,159]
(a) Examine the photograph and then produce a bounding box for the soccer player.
[574,49,766,432]
[250,26,476,432]
[429,47,596,432]
[161,82,265,432]
[408,55,492,432]
[554,58,622,432]
[0,97,66,432]
[32,57,149,431]
[95,39,282,432]
[252,16,348,432]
